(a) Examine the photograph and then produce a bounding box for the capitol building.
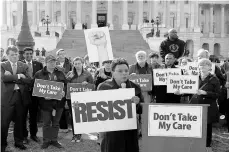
[1,0,229,61]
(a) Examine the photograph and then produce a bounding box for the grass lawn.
[5,125,229,152]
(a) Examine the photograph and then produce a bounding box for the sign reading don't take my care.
[32,79,64,100]
[66,83,94,99]
[148,105,202,138]
[129,74,152,91]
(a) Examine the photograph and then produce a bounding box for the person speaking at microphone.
[97,58,144,152]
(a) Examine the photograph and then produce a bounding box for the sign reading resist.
[66,83,94,99]
[129,74,152,91]
[153,69,181,86]
[148,105,202,138]
[167,75,199,94]
[32,79,64,100]
[70,88,137,134]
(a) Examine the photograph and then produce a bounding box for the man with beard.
[159,29,186,63]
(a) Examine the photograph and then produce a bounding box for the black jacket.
[34,67,67,111]
[190,74,220,123]
[97,78,143,152]
[94,69,112,89]
[160,37,186,62]
[155,64,181,103]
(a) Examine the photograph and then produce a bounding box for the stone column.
[138,1,143,29]
[166,1,170,28]
[209,4,214,37]
[91,1,98,28]
[32,1,37,30]
[148,1,152,23]
[107,1,114,30]
[17,0,22,29]
[194,1,200,32]
[75,1,82,29]
[61,1,66,27]
[45,0,52,22]
[179,1,185,31]
[220,4,225,37]
[163,1,166,27]
[1,0,8,30]
[52,1,55,25]
[122,1,129,30]
[176,2,181,29]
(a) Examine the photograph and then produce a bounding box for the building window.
[184,0,189,4]
[186,18,189,28]
[144,0,147,3]
[201,10,204,15]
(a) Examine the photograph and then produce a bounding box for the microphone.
[121,83,126,88]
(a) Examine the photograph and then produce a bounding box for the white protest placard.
[70,88,136,134]
[84,27,113,63]
[148,105,202,138]
[185,62,199,75]
[167,75,199,94]
[153,68,182,86]
[210,63,215,75]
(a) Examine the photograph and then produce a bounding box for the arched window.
[12,11,17,26]
[170,12,175,28]
[55,11,61,23]
[184,13,189,28]
[128,12,134,25]
[202,43,209,51]
[143,12,148,22]
[40,11,45,22]
[214,43,220,56]
[186,40,194,58]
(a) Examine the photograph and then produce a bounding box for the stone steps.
[55,29,150,64]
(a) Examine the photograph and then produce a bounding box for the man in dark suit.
[21,47,43,143]
[1,46,32,151]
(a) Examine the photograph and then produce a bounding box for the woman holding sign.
[66,57,94,142]
[189,59,220,151]
[97,58,144,152]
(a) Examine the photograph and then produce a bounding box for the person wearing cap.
[33,54,66,149]
[21,47,43,144]
[159,28,186,63]
[94,60,112,89]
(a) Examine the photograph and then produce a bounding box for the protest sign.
[148,105,202,138]
[32,79,64,100]
[210,63,215,75]
[129,74,152,91]
[167,75,199,94]
[182,62,199,75]
[70,88,136,134]
[84,27,113,64]
[153,68,181,85]
[66,83,94,99]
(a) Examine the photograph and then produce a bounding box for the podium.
[142,103,209,152]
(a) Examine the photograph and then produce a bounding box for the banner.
[148,105,202,138]
[129,74,152,91]
[70,88,136,134]
[167,75,199,94]
[32,79,64,100]
[84,27,114,63]
[153,68,181,86]
[66,83,94,99]
[182,62,199,75]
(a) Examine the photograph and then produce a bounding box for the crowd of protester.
[1,29,229,152]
